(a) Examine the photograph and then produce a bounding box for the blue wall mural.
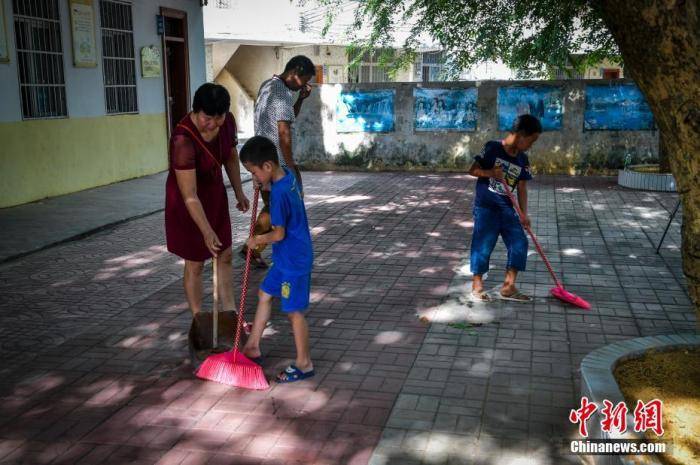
[584,84,655,130]
[497,86,564,131]
[336,90,395,132]
[414,88,478,131]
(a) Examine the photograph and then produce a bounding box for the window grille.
[100,0,138,114]
[347,48,394,83]
[421,51,446,82]
[554,67,584,79]
[13,0,67,119]
[422,51,443,65]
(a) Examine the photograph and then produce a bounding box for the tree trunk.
[658,131,671,173]
[596,0,700,325]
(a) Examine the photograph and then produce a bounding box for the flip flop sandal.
[276,364,315,383]
[461,290,492,303]
[499,290,532,302]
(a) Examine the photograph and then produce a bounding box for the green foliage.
[308,0,621,78]
[577,147,659,172]
[335,143,373,167]
[447,322,478,335]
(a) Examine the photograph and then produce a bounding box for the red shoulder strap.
[176,123,221,166]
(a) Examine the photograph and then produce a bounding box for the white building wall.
[0,0,205,123]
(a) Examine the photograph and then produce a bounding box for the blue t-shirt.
[269,168,313,275]
[473,141,533,209]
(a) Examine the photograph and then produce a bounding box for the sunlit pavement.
[0,172,693,465]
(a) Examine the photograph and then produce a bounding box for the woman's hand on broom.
[520,215,531,229]
[204,230,222,257]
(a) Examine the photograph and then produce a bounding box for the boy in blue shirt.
[239,136,315,383]
[467,114,542,303]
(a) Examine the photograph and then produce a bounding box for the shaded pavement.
[0,172,693,465]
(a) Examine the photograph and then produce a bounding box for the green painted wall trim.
[0,113,168,208]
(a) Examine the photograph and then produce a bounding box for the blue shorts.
[260,266,311,313]
[470,205,528,275]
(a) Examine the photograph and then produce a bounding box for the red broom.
[195,186,270,389]
[498,179,591,310]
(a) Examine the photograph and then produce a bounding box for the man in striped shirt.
[241,55,315,268]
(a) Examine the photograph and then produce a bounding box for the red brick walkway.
[0,173,468,464]
[0,173,692,465]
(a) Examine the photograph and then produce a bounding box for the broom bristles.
[195,351,269,390]
[551,286,591,310]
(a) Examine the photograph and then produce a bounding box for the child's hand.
[520,215,531,228]
[492,165,505,180]
[246,236,258,251]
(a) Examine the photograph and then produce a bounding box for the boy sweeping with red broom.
[239,136,315,383]
[467,114,542,303]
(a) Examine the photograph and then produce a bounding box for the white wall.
[0,0,206,123]
[227,45,281,97]
[216,68,254,137]
[203,0,312,43]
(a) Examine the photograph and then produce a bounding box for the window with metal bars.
[347,64,392,83]
[553,67,584,79]
[13,0,67,119]
[422,51,443,65]
[347,49,394,83]
[421,51,446,82]
[99,0,137,114]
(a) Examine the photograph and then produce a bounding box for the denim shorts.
[470,206,528,275]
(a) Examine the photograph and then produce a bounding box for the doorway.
[602,68,621,79]
[161,8,190,137]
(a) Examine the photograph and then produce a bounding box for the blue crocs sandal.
[277,364,315,383]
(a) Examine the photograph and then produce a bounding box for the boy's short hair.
[192,83,230,116]
[511,114,543,136]
[284,55,315,77]
[240,136,279,167]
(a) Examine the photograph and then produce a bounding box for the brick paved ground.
[0,173,694,465]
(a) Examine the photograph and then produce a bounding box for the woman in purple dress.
[165,83,249,316]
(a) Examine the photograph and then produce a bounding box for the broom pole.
[497,179,563,289]
[212,256,218,349]
[233,185,260,357]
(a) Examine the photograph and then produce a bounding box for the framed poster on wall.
[69,0,97,67]
[414,87,478,131]
[584,84,655,130]
[0,0,9,63]
[497,86,564,131]
[141,45,162,78]
[336,90,395,132]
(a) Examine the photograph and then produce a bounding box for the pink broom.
[195,186,270,389]
[498,179,591,310]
